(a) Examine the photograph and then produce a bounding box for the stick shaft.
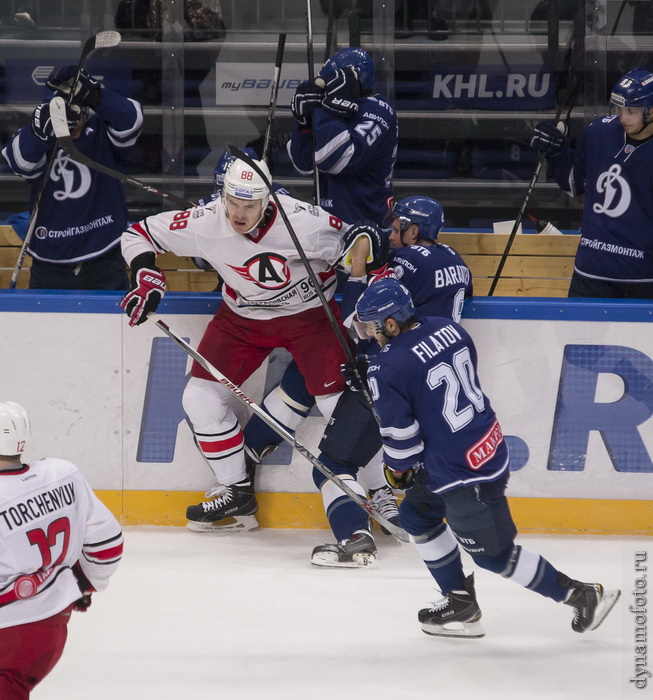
[262,33,286,163]
[305,0,321,204]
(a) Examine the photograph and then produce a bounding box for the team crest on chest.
[228,253,291,289]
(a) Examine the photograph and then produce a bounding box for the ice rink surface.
[35,527,648,700]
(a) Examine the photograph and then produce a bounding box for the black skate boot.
[418,573,485,638]
[369,486,401,536]
[311,530,377,568]
[186,480,258,533]
[560,573,621,633]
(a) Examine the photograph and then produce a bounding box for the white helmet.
[0,402,30,456]
[222,158,271,202]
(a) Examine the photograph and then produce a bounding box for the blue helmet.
[391,196,445,241]
[356,278,415,332]
[320,47,375,92]
[610,68,653,118]
[214,147,258,192]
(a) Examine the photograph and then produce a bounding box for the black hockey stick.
[487,54,583,295]
[262,33,286,163]
[9,29,122,289]
[228,144,381,424]
[150,315,410,542]
[305,0,321,205]
[49,97,195,210]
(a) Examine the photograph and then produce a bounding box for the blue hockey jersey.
[2,89,143,264]
[390,243,472,321]
[287,94,398,226]
[548,114,653,282]
[367,317,509,493]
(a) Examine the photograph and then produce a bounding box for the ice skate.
[418,574,485,638]
[311,530,377,568]
[186,480,258,533]
[369,486,401,537]
[244,444,278,482]
[561,574,621,633]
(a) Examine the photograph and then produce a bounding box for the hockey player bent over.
[120,157,383,566]
[355,278,621,637]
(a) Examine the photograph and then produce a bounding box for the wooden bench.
[0,224,579,296]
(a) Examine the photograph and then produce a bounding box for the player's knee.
[279,360,315,409]
[470,543,514,574]
[399,498,446,538]
[182,377,232,427]
[312,453,358,490]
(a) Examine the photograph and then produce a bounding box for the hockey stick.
[150,315,410,542]
[305,0,321,205]
[9,30,122,289]
[49,97,195,210]
[262,33,286,163]
[487,51,583,296]
[228,144,381,424]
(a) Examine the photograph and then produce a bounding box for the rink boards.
[0,291,651,535]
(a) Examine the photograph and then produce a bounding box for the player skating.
[355,279,621,637]
[0,402,123,696]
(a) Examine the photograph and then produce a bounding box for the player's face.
[224,193,265,234]
[389,219,417,249]
[614,106,652,137]
[363,319,392,347]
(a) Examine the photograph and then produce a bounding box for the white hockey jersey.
[0,458,123,628]
[121,195,349,320]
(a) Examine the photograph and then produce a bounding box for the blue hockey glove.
[340,357,369,393]
[321,66,361,119]
[121,265,167,327]
[47,66,102,110]
[30,102,78,142]
[383,463,415,490]
[291,80,325,129]
[341,222,390,274]
[530,119,567,157]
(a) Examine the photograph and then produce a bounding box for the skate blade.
[587,588,621,632]
[310,551,378,569]
[421,619,485,639]
[186,515,259,533]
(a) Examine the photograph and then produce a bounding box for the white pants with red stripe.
[182,377,247,485]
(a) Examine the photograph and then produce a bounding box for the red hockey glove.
[121,267,166,327]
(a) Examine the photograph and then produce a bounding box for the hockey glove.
[530,119,567,157]
[341,222,390,274]
[72,561,94,612]
[47,66,102,110]
[291,80,325,129]
[340,357,369,393]
[31,102,78,142]
[383,463,416,490]
[121,266,167,327]
[321,66,361,119]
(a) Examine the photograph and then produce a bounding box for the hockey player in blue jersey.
[287,47,398,226]
[2,66,143,290]
[531,67,653,298]
[356,278,621,638]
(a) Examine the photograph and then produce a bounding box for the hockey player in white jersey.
[0,402,123,698]
[121,157,384,565]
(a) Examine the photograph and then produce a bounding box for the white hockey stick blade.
[92,30,121,50]
[149,314,410,542]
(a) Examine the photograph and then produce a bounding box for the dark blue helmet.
[391,196,445,241]
[320,47,375,92]
[356,278,415,332]
[214,147,258,192]
[610,68,653,118]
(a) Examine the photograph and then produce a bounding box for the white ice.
[34,528,647,700]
